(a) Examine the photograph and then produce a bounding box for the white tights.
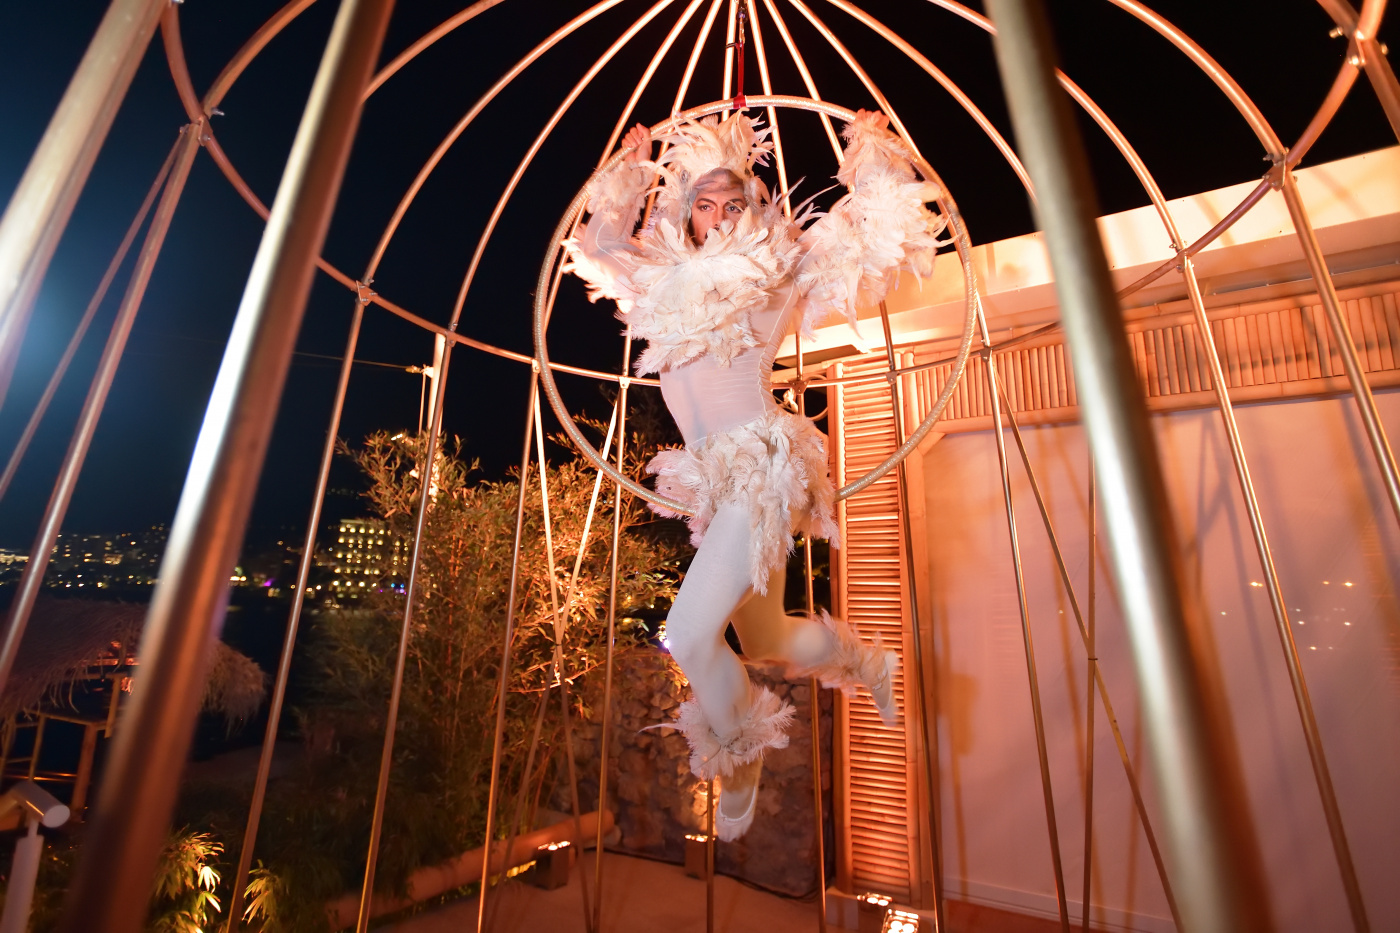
[665,502,837,738]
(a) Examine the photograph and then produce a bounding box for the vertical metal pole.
[1179,253,1369,932]
[705,778,716,933]
[56,1,395,928]
[0,123,201,704]
[225,295,368,929]
[876,308,944,927]
[795,333,829,933]
[1081,466,1096,933]
[356,342,452,933]
[0,140,178,508]
[997,380,1181,930]
[986,355,1071,933]
[593,337,632,933]
[984,3,1272,930]
[0,0,168,407]
[1278,170,1400,528]
[477,376,540,933]
[531,390,595,933]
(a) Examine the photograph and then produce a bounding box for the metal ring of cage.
[533,95,980,516]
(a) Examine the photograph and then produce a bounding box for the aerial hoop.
[533,95,981,515]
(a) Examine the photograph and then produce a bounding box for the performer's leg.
[729,564,836,669]
[665,503,795,838]
[665,503,756,736]
[730,562,900,725]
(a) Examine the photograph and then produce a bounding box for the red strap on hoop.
[730,7,748,110]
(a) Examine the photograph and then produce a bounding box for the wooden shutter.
[830,356,924,904]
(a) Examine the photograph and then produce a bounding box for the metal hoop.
[533,95,980,515]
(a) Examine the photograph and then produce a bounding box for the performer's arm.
[563,124,653,303]
[795,110,947,333]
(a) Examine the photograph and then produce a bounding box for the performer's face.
[690,188,745,243]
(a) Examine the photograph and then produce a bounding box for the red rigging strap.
[730,5,748,109]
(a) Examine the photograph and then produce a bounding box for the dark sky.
[0,0,1395,551]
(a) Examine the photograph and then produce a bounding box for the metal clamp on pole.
[983,1,1273,930]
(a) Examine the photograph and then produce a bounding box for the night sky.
[0,0,1395,552]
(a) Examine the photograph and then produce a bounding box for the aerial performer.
[565,108,946,840]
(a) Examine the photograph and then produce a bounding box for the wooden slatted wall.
[830,356,921,903]
[825,278,1400,906]
[903,284,1400,430]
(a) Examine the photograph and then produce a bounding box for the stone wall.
[558,648,834,897]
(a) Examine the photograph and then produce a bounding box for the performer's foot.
[867,647,899,727]
[801,612,902,726]
[716,755,763,841]
[672,687,794,842]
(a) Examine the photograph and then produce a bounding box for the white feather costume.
[564,111,942,592]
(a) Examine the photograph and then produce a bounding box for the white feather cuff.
[645,409,839,593]
[673,686,795,780]
[795,611,898,697]
[586,159,653,219]
[796,119,948,332]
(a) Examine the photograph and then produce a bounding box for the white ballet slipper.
[715,755,763,841]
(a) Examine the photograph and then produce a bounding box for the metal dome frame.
[0,0,1394,931]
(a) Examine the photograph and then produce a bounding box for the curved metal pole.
[204,0,322,112]
[365,0,510,98]
[163,0,676,390]
[982,347,1071,933]
[757,0,842,159]
[0,0,167,408]
[1098,0,1285,157]
[356,342,452,932]
[1279,167,1400,523]
[814,0,1032,195]
[600,0,709,162]
[674,0,727,113]
[0,123,201,707]
[224,293,369,929]
[57,1,395,928]
[985,3,1271,929]
[362,0,628,282]
[447,0,678,331]
[744,0,793,202]
[477,375,539,933]
[0,140,178,507]
[874,310,946,926]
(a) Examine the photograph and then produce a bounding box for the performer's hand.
[853,108,890,132]
[622,123,651,163]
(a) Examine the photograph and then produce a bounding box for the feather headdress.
[649,112,774,221]
[657,112,773,184]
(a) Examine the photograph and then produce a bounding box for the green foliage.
[148,830,223,933]
[0,828,222,933]
[235,418,683,930]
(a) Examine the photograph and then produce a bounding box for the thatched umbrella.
[0,597,267,723]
